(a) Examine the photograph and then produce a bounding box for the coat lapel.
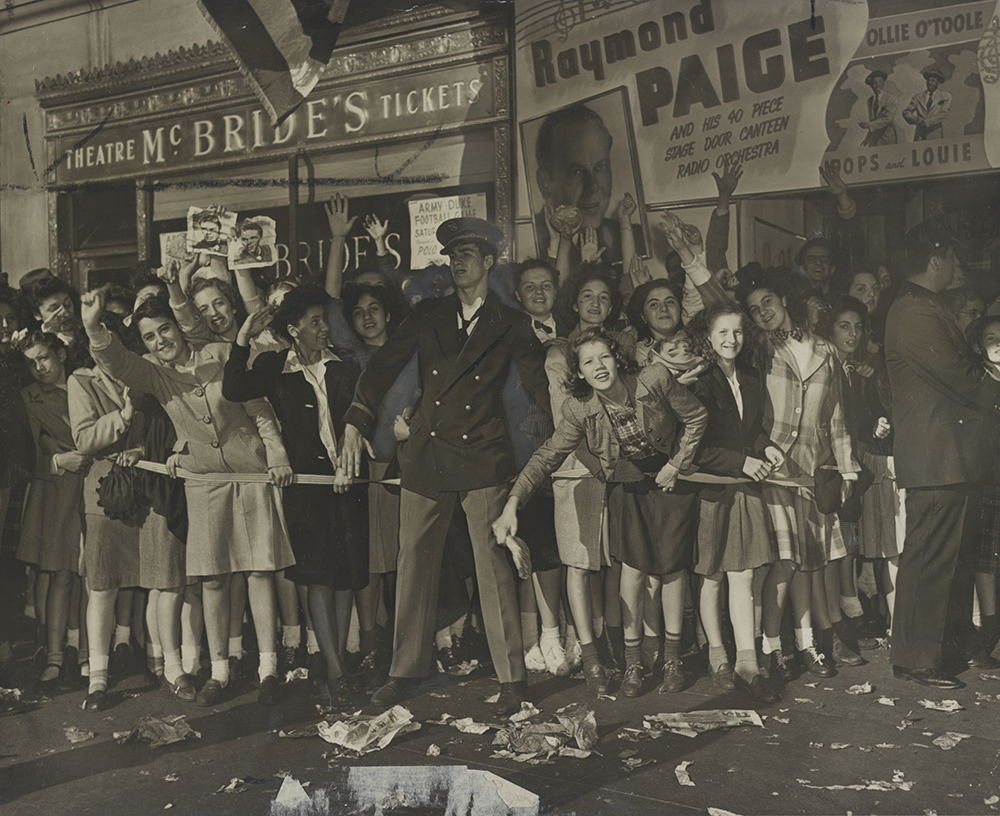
[441,292,508,394]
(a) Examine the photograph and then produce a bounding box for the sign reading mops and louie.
[49,62,493,182]
[515,0,1000,238]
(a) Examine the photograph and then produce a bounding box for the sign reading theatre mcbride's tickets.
[514,0,1000,226]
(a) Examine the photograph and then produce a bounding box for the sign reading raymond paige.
[50,61,492,183]
[515,0,1000,218]
[515,0,868,215]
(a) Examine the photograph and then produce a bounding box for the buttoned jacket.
[902,89,951,138]
[862,91,898,146]
[91,330,289,475]
[344,290,550,497]
[21,380,75,482]
[761,334,856,480]
[509,364,708,505]
[885,281,1000,488]
[693,364,774,497]
[222,342,361,477]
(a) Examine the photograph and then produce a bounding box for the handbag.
[97,461,150,524]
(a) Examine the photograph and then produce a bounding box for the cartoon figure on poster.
[859,70,899,146]
[902,66,952,140]
[187,206,236,256]
[229,217,277,268]
[520,87,647,272]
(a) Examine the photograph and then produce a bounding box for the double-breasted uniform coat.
[343,289,550,682]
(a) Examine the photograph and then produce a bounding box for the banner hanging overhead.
[514,0,1000,240]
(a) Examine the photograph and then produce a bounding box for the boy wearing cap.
[885,218,1000,689]
[902,67,951,141]
[860,69,898,146]
[340,217,550,717]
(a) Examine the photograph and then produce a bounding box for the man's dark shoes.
[734,671,781,704]
[583,661,609,695]
[258,674,280,705]
[372,677,414,707]
[620,663,644,697]
[893,665,964,689]
[966,646,1000,669]
[359,651,383,692]
[496,681,529,718]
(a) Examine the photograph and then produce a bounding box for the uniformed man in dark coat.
[885,218,1000,689]
[341,217,551,716]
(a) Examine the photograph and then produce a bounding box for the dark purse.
[814,459,874,518]
[97,461,150,524]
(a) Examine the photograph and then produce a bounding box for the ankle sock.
[89,655,109,693]
[258,651,277,682]
[624,639,643,667]
[761,635,782,656]
[181,644,200,674]
[66,628,80,651]
[41,652,63,682]
[663,632,681,664]
[734,648,759,682]
[521,613,539,651]
[708,644,729,671]
[794,627,814,651]
[228,636,244,660]
[434,631,452,650]
[163,649,184,685]
[210,659,230,687]
[112,625,130,650]
[282,625,301,649]
[540,625,561,647]
[306,627,320,654]
[840,594,864,618]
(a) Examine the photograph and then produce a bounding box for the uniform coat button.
[435,400,441,406]
[430,431,437,437]
[432,369,439,375]
[462,434,468,440]
[474,375,480,381]
[465,405,471,411]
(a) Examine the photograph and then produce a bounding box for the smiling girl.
[493,328,707,698]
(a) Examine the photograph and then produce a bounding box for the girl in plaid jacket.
[739,269,859,683]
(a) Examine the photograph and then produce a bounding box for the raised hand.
[80,288,107,332]
[547,204,583,239]
[580,227,605,264]
[363,214,388,241]
[325,192,358,238]
[680,221,704,255]
[237,307,273,346]
[617,192,637,222]
[819,164,847,197]
[629,255,652,287]
[711,159,743,200]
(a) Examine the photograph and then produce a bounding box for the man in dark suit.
[341,218,551,716]
[885,218,1000,689]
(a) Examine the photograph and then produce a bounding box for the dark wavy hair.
[0,287,26,333]
[815,296,869,360]
[271,284,331,344]
[555,261,621,335]
[966,315,1000,377]
[25,275,80,323]
[625,278,684,343]
[186,277,248,332]
[566,327,638,400]
[685,302,758,365]
[513,257,558,291]
[735,266,811,331]
[342,282,399,340]
[132,293,178,329]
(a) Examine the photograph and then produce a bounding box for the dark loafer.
[734,671,781,704]
[83,689,107,711]
[371,677,414,708]
[893,665,964,689]
[258,674,280,705]
[583,662,609,696]
[620,663,644,697]
[709,661,737,691]
[164,673,197,703]
[196,678,226,707]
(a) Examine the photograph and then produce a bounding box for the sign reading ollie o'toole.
[50,61,494,183]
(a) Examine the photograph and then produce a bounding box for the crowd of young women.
[1,183,996,720]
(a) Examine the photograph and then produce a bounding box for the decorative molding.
[494,123,511,261]
[493,56,509,117]
[47,190,60,277]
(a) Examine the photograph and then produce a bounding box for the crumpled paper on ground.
[798,769,914,792]
[316,705,420,754]
[215,776,269,794]
[919,699,963,712]
[933,732,971,750]
[674,760,695,786]
[644,709,763,739]
[114,715,201,748]
[427,713,495,734]
[492,702,597,758]
[64,726,95,743]
[846,682,873,695]
[437,659,480,676]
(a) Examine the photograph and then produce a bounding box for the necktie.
[873,91,879,109]
[774,327,804,342]
[459,307,482,339]
[927,91,933,107]
[533,320,553,335]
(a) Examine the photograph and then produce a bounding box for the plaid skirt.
[762,484,847,572]
[976,484,1000,575]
